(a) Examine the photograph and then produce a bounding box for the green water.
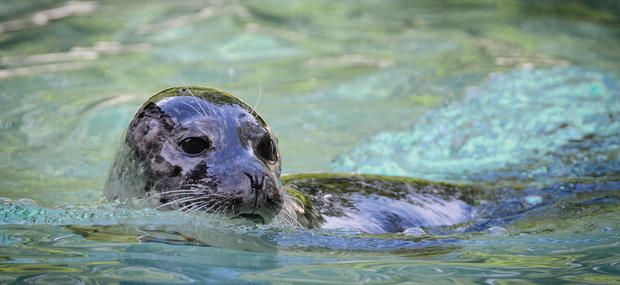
[1,0,619,283]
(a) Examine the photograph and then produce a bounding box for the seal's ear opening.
[126,102,176,157]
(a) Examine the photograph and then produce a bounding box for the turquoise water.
[1,0,619,283]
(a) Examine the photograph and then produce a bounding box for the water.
[1,0,619,283]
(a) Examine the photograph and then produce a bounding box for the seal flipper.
[281,173,478,233]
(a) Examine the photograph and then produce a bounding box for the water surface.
[1,0,619,283]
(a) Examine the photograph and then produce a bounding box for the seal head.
[105,87,283,224]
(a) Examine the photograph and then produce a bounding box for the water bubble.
[256,224,270,230]
[16,198,38,207]
[402,227,426,236]
[326,227,361,236]
[486,226,508,236]
[523,195,542,206]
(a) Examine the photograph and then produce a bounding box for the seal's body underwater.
[105,87,476,233]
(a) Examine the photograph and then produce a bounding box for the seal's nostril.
[244,172,254,185]
[258,175,265,189]
[245,171,267,191]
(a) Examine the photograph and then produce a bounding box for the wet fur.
[105,87,291,223]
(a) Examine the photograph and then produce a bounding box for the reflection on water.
[0,41,150,79]
[0,2,97,34]
[1,0,619,283]
[245,240,620,284]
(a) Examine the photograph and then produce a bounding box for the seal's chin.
[234,213,266,224]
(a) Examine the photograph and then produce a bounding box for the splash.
[332,67,620,183]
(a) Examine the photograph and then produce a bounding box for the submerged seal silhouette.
[104,87,283,224]
[105,86,476,233]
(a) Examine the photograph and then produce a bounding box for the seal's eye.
[180,137,210,155]
[257,135,277,162]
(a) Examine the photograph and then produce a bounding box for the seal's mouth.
[234,213,265,224]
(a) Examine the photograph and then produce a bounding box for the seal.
[104,87,283,224]
[105,86,477,233]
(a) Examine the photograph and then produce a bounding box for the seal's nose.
[243,171,265,210]
[235,160,279,204]
[244,171,265,192]
[218,155,281,221]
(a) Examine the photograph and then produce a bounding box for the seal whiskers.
[181,101,208,120]
[252,81,262,115]
[186,87,210,118]
[155,196,202,210]
[272,193,304,227]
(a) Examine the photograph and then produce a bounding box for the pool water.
[1,0,619,283]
